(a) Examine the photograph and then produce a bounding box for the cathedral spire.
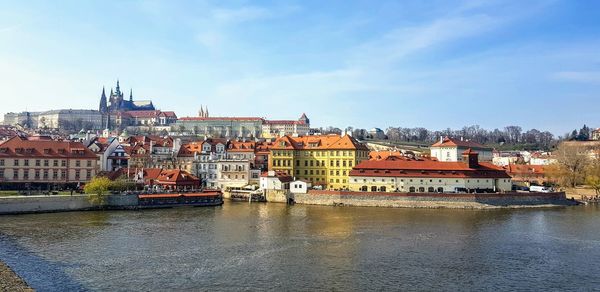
[99,87,108,113]
[199,105,204,117]
[115,79,121,96]
[129,89,133,101]
[205,106,209,117]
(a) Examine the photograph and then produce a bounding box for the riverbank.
[0,260,32,291]
[289,191,578,209]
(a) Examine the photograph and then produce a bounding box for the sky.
[1,0,599,135]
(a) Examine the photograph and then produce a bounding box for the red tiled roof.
[261,171,293,183]
[350,159,510,179]
[271,135,369,151]
[505,164,545,175]
[0,136,97,159]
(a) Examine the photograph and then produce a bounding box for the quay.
[0,191,223,215]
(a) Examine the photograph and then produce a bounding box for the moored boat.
[137,191,223,208]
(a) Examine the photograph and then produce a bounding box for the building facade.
[269,134,370,190]
[430,137,494,162]
[349,150,512,193]
[0,136,99,189]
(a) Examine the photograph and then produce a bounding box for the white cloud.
[552,71,600,84]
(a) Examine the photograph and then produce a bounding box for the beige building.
[0,136,99,188]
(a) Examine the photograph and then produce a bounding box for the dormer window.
[43,148,50,154]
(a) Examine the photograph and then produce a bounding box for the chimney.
[440,136,443,143]
[462,148,479,168]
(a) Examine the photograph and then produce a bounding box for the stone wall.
[0,194,139,215]
[265,189,288,203]
[292,190,574,209]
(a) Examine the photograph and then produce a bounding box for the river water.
[0,202,599,291]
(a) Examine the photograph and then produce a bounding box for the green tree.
[585,162,600,196]
[84,177,112,205]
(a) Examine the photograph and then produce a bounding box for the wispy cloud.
[552,71,600,84]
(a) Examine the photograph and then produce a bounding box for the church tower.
[99,87,108,113]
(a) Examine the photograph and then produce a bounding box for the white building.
[290,180,311,194]
[430,137,494,162]
[349,149,512,193]
[259,170,293,190]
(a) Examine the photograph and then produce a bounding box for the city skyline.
[1,0,600,134]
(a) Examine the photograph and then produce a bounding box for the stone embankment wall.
[292,191,575,209]
[0,194,139,215]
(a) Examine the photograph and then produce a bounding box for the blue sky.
[1,0,599,135]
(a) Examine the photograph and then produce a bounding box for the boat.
[137,191,223,208]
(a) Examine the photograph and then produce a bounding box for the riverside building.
[269,134,370,190]
[348,149,512,193]
[0,136,99,189]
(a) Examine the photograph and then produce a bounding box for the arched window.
[437,187,444,193]
[361,186,368,192]
[428,187,435,192]
[409,187,415,192]
[371,186,377,192]
[418,187,425,192]
[380,186,386,192]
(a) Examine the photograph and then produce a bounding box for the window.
[24,160,29,166]
[86,170,91,178]
[371,186,377,192]
[23,170,29,180]
[35,160,40,166]
[87,161,92,167]
[428,187,434,192]
[0,169,4,178]
[380,186,386,192]
[409,187,415,192]
[437,187,444,193]
[418,187,425,192]
[14,159,19,166]
[53,160,58,167]
[43,170,49,179]
[76,160,81,167]
[44,160,49,167]
[35,170,40,179]
[361,186,368,191]
[0,159,3,166]
[13,170,18,179]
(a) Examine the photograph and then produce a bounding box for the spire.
[205,106,209,117]
[129,89,133,101]
[199,105,204,117]
[115,79,121,96]
[99,87,108,113]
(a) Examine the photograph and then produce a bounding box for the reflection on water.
[0,203,599,291]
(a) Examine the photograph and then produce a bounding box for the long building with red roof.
[349,149,512,193]
[0,136,99,189]
[430,136,494,162]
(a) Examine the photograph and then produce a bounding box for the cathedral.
[99,80,156,129]
[99,80,155,114]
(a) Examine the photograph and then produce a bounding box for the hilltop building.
[176,107,310,139]
[430,137,494,162]
[98,80,158,130]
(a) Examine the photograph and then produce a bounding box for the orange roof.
[271,135,368,151]
[0,136,97,159]
[228,140,256,152]
[350,159,510,179]
[505,164,545,175]
[431,137,489,149]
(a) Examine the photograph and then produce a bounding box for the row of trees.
[339,125,557,150]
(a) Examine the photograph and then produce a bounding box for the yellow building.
[269,134,370,190]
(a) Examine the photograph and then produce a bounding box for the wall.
[292,190,574,209]
[0,194,139,215]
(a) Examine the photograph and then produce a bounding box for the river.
[0,202,599,291]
